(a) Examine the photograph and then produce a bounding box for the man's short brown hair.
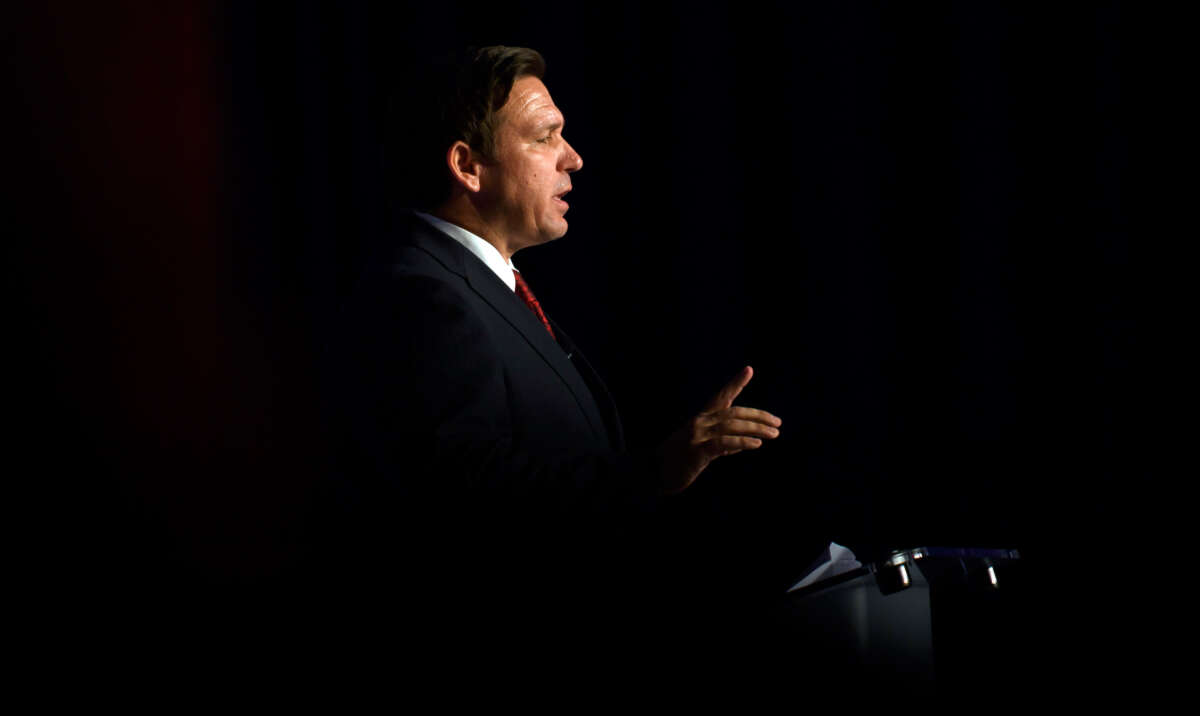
[392,46,546,210]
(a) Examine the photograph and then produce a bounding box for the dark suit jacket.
[329,211,664,639]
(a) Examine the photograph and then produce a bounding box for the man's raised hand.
[657,366,782,495]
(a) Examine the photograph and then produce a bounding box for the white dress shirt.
[415,211,519,292]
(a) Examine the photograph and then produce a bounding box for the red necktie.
[513,270,556,341]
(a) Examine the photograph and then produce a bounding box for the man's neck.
[431,202,515,262]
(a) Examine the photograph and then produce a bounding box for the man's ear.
[446,140,483,193]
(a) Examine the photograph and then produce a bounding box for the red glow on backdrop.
[16,3,312,580]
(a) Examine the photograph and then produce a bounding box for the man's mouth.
[553,187,571,207]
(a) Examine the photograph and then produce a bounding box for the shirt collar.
[414,211,517,292]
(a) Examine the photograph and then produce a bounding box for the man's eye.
[537,135,552,143]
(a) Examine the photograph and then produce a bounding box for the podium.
[774,546,1024,687]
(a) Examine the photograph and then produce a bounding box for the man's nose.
[562,140,583,172]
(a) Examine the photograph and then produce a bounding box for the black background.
[10,0,1135,675]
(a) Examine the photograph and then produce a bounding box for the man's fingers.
[693,407,782,434]
[705,435,764,457]
[704,365,753,412]
[714,418,781,439]
[677,366,779,480]
[723,406,782,427]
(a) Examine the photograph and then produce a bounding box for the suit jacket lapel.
[550,318,626,453]
[405,215,610,446]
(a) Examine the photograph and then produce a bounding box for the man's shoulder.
[346,211,470,302]
[340,240,487,353]
[344,210,509,334]
[387,210,467,278]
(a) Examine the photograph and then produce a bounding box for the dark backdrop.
[10,0,1132,662]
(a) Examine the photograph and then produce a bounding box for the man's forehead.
[503,76,563,128]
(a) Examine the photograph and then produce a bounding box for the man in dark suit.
[333,46,781,643]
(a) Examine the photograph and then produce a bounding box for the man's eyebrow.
[533,118,563,133]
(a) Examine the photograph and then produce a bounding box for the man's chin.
[544,219,569,241]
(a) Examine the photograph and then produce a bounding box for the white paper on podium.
[787,541,863,593]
